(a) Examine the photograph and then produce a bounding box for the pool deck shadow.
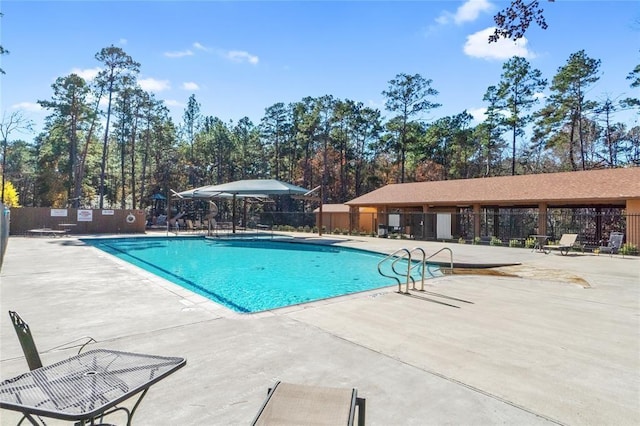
[1,233,638,425]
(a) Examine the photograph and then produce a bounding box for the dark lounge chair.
[598,232,624,256]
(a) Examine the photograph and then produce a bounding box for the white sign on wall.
[77,209,93,222]
[102,210,115,216]
[50,209,68,217]
[388,214,400,228]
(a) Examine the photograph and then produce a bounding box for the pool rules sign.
[77,209,93,222]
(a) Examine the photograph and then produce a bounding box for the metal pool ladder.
[377,247,454,294]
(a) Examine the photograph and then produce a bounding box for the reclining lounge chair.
[598,231,624,256]
[251,381,366,426]
[542,234,578,256]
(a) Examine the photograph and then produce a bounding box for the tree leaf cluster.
[2,46,638,213]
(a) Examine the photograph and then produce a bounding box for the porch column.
[473,203,481,239]
[348,206,356,235]
[626,199,640,247]
[538,202,548,236]
[377,206,388,237]
[421,205,430,240]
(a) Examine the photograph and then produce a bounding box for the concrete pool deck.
[1,233,638,425]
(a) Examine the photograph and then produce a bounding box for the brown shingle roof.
[346,168,640,207]
[313,204,350,213]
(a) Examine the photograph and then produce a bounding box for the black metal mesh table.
[0,349,186,425]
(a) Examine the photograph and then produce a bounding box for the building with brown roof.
[345,168,640,247]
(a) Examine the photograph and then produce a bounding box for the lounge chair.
[542,233,578,256]
[251,381,366,426]
[598,231,624,256]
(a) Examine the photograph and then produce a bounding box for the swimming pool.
[83,237,425,313]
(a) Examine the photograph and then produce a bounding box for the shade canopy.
[175,179,310,199]
[172,179,317,235]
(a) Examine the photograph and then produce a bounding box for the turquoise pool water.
[83,237,418,313]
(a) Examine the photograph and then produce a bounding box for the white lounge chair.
[543,234,578,256]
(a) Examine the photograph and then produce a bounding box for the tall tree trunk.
[577,85,586,170]
[99,77,115,209]
[569,117,577,171]
[130,114,138,209]
[120,119,126,209]
[74,86,104,208]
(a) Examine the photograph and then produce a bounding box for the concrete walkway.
[1,233,638,425]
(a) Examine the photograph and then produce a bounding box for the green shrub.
[509,239,522,248]
[458,237,466,244]
[524,237,536,249]
[473,236,481,245]
[619,243,639,256]
[490,236,502,246]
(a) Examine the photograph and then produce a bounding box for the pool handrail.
[377,248,411,293]
[378,247,454,294]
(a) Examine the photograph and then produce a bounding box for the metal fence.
[250,208,638,250]
[8,206,638,251]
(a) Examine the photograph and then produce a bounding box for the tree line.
[1,45,638,211]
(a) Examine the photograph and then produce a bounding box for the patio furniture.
[9,311,96,371]
[543,233,579,256]
[26,228,67,237]
[0,349,186,426]
[530,235,551,253]
[598,231,624,256]
[251,381,365,426]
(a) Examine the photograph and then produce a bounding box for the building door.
[436,213,452,239]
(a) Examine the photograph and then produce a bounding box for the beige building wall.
[626,199,640,247]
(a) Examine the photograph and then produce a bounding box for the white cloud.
[193,42,211,52]
[455,0,493,24]
[70,67,102,81]
[138,78,171,92]
[182,82,200,91]
[119,38,128,45]
[467,107,487,122]
[464,27,535,60]
[163,99,183,108]
[164,50,194,58]
[225,50,259,65]
[367,99,384,110]
[436,0,493,26]
[11,102,42,112]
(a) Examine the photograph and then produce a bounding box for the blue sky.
[1,0,638,139]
